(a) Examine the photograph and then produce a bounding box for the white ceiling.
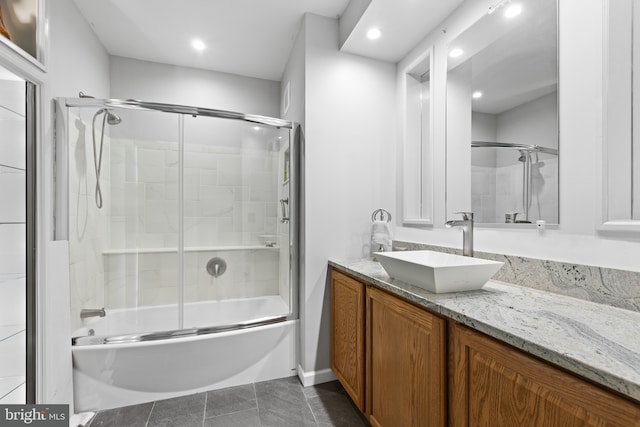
[73,0,463,82]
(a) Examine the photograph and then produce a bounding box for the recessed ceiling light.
[472,91,483,99]
[449,48,464,58]
[367,28,382,40]
[191,39,206,51]
[253,126,261,131]
[504,4,522,18]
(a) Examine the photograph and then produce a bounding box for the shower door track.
[63,97,294,128]
[72,314,288,346]
[471,140,558,155]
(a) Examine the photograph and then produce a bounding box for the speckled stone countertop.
[328,258,640,403]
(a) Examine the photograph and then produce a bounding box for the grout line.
[253,382,263,425]
[301,383,318,426]
[0,380,25,401]
[202,390,207,427]
[0,328,26,343]
[144,401,155,427]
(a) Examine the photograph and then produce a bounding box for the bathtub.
[72,296,298,412]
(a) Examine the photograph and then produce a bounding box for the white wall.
[280,16,306,374]
[298,13,396,382]
[396,0,640,271]
[110,56,280,117]
[496,91,558,167]
[43,0,111,408]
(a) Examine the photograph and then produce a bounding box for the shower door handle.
[280,198,289,223]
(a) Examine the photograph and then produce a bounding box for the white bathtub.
[72,296,298,412]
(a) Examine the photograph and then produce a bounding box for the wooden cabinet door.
[330,269,365,411]
[366,286,446,427]
[449,321,640,427]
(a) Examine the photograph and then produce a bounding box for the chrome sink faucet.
[445,212,474,257]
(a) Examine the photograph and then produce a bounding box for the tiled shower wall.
[67,111,110,331]
[102,137,283,310]
[68,113,291,329]
[472,156,558,224]
[109,138,279,249]
[103,249,280,309]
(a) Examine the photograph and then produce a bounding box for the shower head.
[96,108,122,125]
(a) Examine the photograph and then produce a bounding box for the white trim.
[600,0,640,231]
[400,46,435,226]
[296,365,337,387]
[597,220,640,232]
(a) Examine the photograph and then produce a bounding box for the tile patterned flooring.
[88,377,368,427]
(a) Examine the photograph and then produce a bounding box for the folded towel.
[370,220,392,253]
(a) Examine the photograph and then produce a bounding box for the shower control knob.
[206,257,227,278]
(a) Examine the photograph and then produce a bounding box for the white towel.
[371,221,390,242]
[371,220,392,253]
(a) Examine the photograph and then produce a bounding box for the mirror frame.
[600,0,640,232]
[400,46,434,226]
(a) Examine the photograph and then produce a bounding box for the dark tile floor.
[88,377,368,427]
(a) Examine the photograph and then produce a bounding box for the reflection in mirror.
[446,0,558,225]
[403,49,433,224]
[604,0,640,226]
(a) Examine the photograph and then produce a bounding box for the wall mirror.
[446,0,558,225]
[402,48,434,225]
[602,0,640,231]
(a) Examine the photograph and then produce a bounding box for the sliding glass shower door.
[181,115,292,328]
[62,98,297,343]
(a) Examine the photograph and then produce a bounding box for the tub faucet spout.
[80,308,106,319]
[445,212,474,257]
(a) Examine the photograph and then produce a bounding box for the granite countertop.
[328,257,640,403]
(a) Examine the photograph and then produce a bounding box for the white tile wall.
[0,167,26,223]
[69,121,289,318]
[0,277,25,404]
[103,249,280,309]
[68,111,111,331]
[0,79,26,405]
[108,138,279,250]
[0,376,25,402]
[472,156,558,224]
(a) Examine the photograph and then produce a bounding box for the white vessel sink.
[374,250,503,293]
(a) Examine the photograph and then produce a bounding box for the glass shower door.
[64,99,298,343]
[182,115,292,327]
[68,107,182,336]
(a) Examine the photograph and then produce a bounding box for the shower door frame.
[54,97,301,343]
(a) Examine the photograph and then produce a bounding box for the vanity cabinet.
[366,285,446,427]
[330,267,640,426]
[330,270,365,410]
[330,269,446,425]
[448,322,640,426]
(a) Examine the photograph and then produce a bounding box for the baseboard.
[297,365,337,387]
